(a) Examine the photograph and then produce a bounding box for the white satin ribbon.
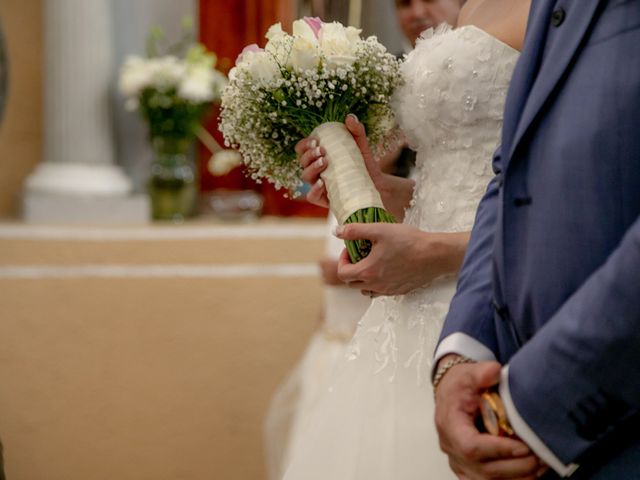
[312,122,384,224]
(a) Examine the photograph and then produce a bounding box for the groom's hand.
[435,359,544,479]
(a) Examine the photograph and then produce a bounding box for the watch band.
[432,355,474,395]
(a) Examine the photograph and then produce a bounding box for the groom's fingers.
[469,361,502,390]
[477,455,541,479]
[448,433,539,479]
[451,421,531,462]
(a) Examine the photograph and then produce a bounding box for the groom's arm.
[500,214,640,476]
[433,147,503,366]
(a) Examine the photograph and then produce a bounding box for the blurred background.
[0,1,405,479]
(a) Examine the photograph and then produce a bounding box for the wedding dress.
[265,213,372,480]
[282,24,519,479]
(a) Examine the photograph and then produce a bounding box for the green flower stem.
[343,206,395,263]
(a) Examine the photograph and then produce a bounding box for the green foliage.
[138,87,210,142]
[344,207,396,263]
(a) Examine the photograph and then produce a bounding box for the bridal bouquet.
[220,17,402,262]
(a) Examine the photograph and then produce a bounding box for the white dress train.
[282,24,519,479]
[264,214,371,480]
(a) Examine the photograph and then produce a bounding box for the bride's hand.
[295,114,415,218]
[295,136,329,207]
[334,223,470,296]
[344,115,415,220]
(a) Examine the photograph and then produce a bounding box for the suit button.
[492,299,508,320]
[551,8,566,27]
[513,196,532,207]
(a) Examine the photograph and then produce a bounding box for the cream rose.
[240,51,281,86]
[292,19,319,44]
[320,22,357,68]
[265,23,290,66]
[289,36,321,71]
[266,22,285,41]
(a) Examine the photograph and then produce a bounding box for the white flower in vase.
[119,55,153,97]
[179,66,216,103]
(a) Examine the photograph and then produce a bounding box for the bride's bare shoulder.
[457,0,531,52]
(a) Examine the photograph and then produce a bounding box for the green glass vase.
[148,137,197,221]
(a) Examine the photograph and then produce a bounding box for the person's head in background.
[395,0,464,47]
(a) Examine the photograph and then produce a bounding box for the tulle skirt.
[264,286,371,480]
[282,280,458,480]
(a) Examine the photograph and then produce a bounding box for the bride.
[283,0,534,478]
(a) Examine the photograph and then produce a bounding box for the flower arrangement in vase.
[119,18,227,220]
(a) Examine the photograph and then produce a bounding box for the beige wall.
[0,0,43,218]
[0,221,326,479]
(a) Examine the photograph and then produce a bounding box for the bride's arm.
[296,115,415,221]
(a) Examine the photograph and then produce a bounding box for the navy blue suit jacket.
[438,0,640,476]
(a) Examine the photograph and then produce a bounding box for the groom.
[433,0,640,478]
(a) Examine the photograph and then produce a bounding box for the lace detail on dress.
[347,24,519,386]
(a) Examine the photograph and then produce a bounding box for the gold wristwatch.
[480,389,514,437]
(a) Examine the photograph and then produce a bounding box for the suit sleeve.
[504,213,640,470]
[433,147,502,367]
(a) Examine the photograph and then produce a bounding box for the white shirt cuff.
[500,366,580,478]
[432,332,497,378]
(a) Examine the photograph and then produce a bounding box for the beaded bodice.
[346,25,519,384]
[394,24,519,232]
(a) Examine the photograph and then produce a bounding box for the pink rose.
[303,16,323,38]
[236,43,264,64]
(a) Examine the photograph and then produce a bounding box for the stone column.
[24,0,149,224]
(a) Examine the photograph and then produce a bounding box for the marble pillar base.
[25,162,133,196]
[23,162,150,224]
[23,192,150,224]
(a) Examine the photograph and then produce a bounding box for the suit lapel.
[505,0,602,165]
[501,0,555,158]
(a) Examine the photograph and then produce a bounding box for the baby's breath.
[219,30,403,195]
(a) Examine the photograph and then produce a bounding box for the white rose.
[324,54,357,69]
[345,26,363,45]
[292,19,319,44]
[119,55,153,97]
[320,22,357,68]
[289,36,320,71]
[244,51,281,86]
[265,24,291,66]
[266,22,286,41]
